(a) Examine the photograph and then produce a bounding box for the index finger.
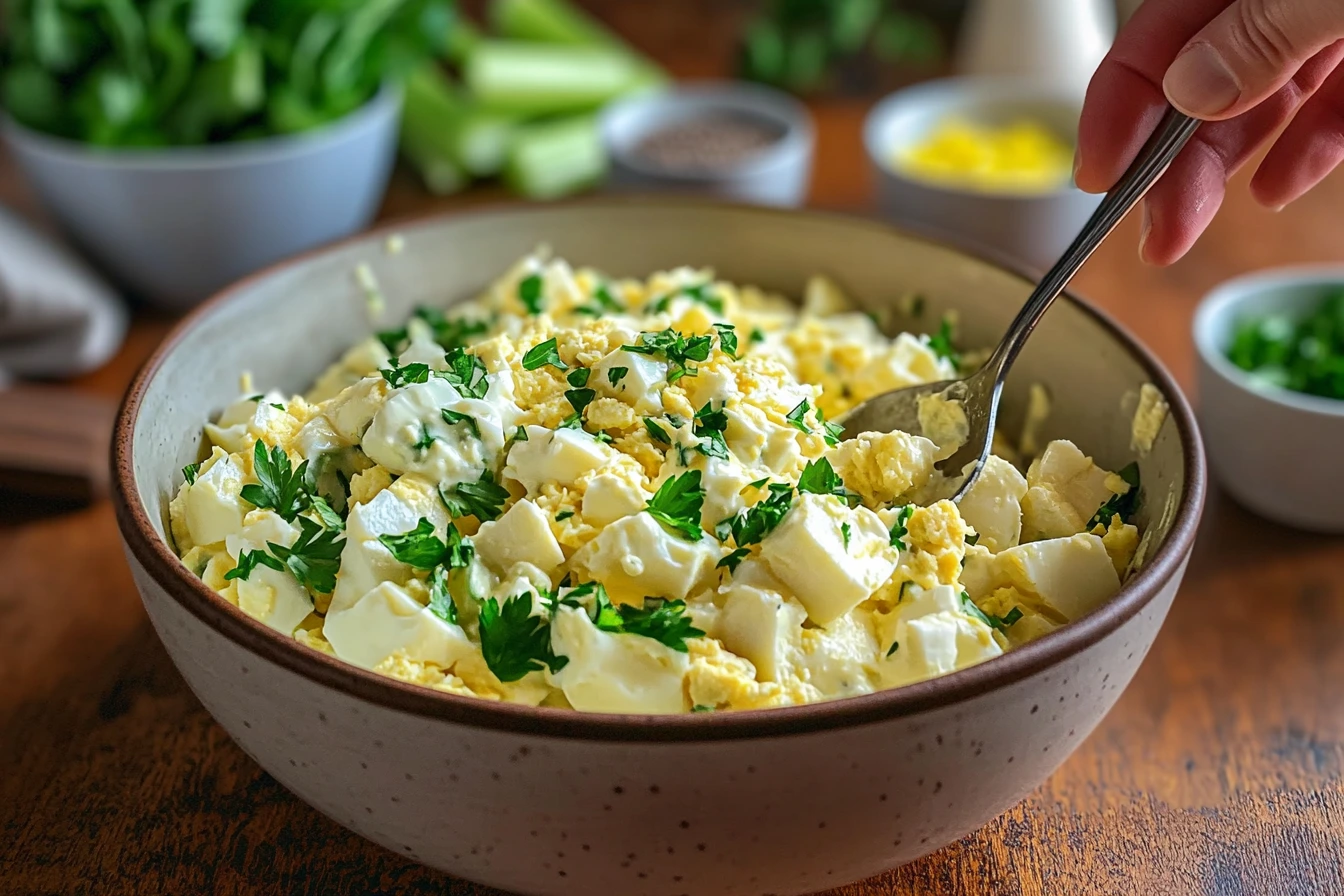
[1075,0,1234,193]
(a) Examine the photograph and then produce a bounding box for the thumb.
[1163,0,1344,119]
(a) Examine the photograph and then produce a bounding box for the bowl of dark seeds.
[600,82,814,206]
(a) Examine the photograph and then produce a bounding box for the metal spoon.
[839,107,1201,500]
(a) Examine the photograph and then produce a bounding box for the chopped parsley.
[927,317,960,370]
[889,505,914,547]
[965,532,980,548]
[692,704,714,713]
[479,591,566,682]
[267,517,345,594]
[556,510,575,521]
[441,408,480,438]
[379,518,474,570]
[1087,462,1141,530]
[622,328,714,383]
[1227,290,1344,399]
[562,388,596,427]
[224,548,284,582]
[413,307,491,350]
[182,462,200,486]
[427,566,457,624]
[651,282,724,315]
[270,402,286,411]
[379,358,431,388]
[841,522,852,550]
[589,588,704,652]
[442,347,490,399]
[411,423,436,453]
[309,495,345,531]
[594,283,622,311]
[518,273,544,314]
[719,481,793,547]
[522,337,565,371]
[607,366,630,387]
[713,322,739,359]
[785,399,813,434]
[513,426,529,441]
[376,327,409,354]
[749,327,766,345]
[646,469,705,541]
[717,547,751,572]
[644,417,672,445]
[817,406,844,447]
[439,470,510,522]
[240,440,310,522]
[693,402,731,461]
[886,640,900,657]
[960,591,1024,633]
[797,457,858,505]
[567,367,592,388]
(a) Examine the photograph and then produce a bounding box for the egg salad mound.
[169,251,1144,714]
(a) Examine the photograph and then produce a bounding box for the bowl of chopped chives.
[1194,267,1344,532]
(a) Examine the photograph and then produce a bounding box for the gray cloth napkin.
[0,204,126,380]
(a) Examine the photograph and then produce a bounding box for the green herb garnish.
[240,441,309,522]
[441,408,480,438]
[182,462,200,486]
[267,517,344,594]
[713,322,739,359]
[622,328,714,383]
[717,547,751,572]
[427,566,457,625]
[797,457,857,505]
[590,588,704,652]
[309,495,345,531]
[785,399,812,434]
[720,481,793,547]
[1087,462,1141,530]
[693,402,731,461]
[413,308,491,351]
[841,522,852,550]
[411,423,436,453]
[889,505,914,547]
[380,358,431,389]
[886,640,900,657]
[442,348,490,400]
[224,549,284,582]
[644,417,672,445]
[960,591,1024,633]
[927,317,960,370]
[479,591,565,682]
[567,367,592,388]
[646,469,705,541]
[607,366,630,387]
[379,518,473,571]
[1228,291,1344,399]
[439,470,510,523]
[522,337,566,371]
[513,425,529,441]
[518,274,544,314]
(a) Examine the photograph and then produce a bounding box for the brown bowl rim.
[111,195,1207,743]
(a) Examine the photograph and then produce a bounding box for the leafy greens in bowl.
[0,0,452,146]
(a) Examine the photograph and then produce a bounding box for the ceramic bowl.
[112,199,1205,896]
[2,87,401,312]
[1194,266,1344,532]
[864,77,1102,271]
[600,82,814,206]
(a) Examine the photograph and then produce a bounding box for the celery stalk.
[401,65,517,177]
[443,17,483,66]
[465,41,656,115]
[504,115,604,200]
[489,0,621,47]
[400,129,469,195]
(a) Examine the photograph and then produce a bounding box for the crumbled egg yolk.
[168,250,1145,714]
[895,118,1075,194]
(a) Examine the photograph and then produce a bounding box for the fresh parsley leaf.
[747,477,770,490]
[721,482,793,547]
[646,470,705,541]
[442,348,490,399]
[441,408,480,438]
[886,640,900,657]
[439,470,510,523]
[713,322,739,359]
[644,417,672,445]
[518,273,545,314]
[622,328,713,382]
[513,425,529,441]
[567,367,592,388]
[749,327,766,345]
[1087,462,1142,529]
[427,566,457,624]
[693,402,731,461]
[556,510,575,521]
[378,519,447,569]
[607,366,629,387]
[841,522,852,550]
[380,358,431,388]
[797,458,856,505]
[268,517,344,594]
[717,547,751,572]
[928,317,960,370]
[377,327,409,354]
[966,532,980,547]
[240,441,310,522]
[522,337,565,371]
[309,495,345,531]
[269,402,286,411]
[413,308,491,351]
[817,406,844,447]
[651,282,723,315]
[889,505,914,547]
[224,549,285,582]
[594,283,622,311]
[182,462,200,486]
[692,704,714,712]
[562,388,596,427]
[411,423,436,453]
[479,591,564,682]
[785,399,812,434]
[959,591,1024,633]
[589,589,705,652]
[246,395,265,402]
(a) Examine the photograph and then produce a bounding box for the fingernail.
[1164,43,1242,117]
[1271,203,1287,213]
[1073,146,1083,182]
[1138,202,1153,263]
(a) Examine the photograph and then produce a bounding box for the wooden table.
[6,23,1344,896]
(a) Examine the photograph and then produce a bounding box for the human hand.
[1075,0,1344,264]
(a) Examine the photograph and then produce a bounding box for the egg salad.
[169,251,1144,714]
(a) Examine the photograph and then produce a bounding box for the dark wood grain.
[5,4,1344,894]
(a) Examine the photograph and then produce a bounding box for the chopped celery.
[504,114,604,199]
[465,41,655,115]
[401,65,517,177]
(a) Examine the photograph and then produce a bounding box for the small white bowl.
[1194,266,1344,532]
[2,86,401,312]
[600,82,814,207]
[864,77,1101,270]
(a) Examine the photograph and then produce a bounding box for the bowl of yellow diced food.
[864,77,1102,270]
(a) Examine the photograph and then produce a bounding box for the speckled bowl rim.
[112,196,1207,743]
[1193,264,1344,418]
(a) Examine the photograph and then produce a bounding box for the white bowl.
[864,77,1102,270]
[600,82,814,207]
[1194,266,1344,532]
[113,199,1204,895]
[2,87,401,312]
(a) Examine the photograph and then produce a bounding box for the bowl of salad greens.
[1194,267,1344,532]
[0,0,451,309]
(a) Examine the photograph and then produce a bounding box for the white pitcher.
[956,0,1117,95]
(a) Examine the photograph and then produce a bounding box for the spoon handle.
[986,107,1202,375]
